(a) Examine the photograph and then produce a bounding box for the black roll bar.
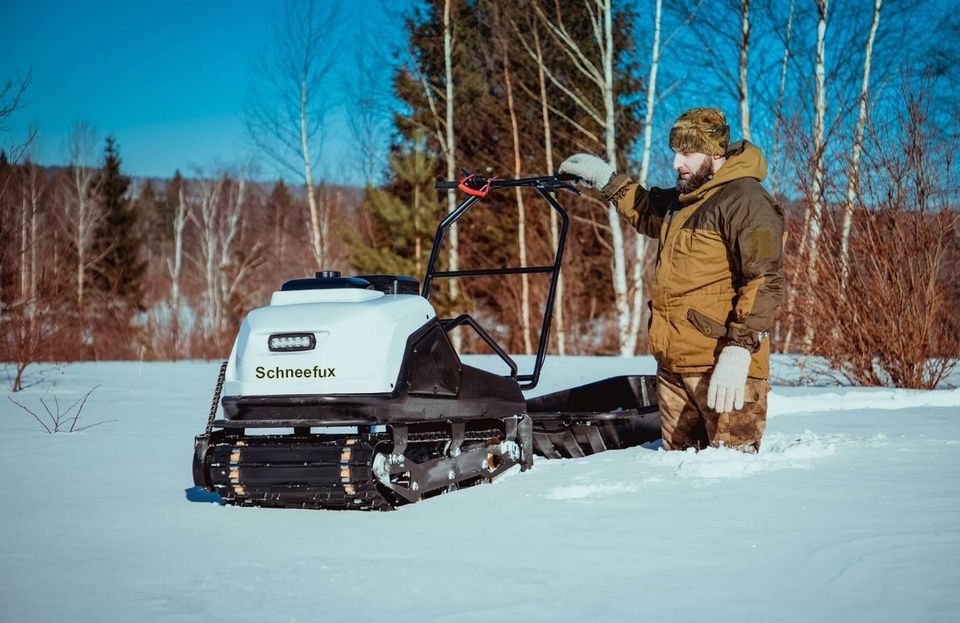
[422,173,579,391]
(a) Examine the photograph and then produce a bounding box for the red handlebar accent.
[457,173,495,197]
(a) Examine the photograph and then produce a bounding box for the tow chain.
[205,360,229,435]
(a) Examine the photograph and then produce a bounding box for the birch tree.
[21,162,42,304]
[534,0,632,355]
[769,0,794,197]
[216,175,264,338]
[533,24,566,355]
[840,0,882,290]
[405,0,462,345]
[62,122,103,314]
[248,0,340,269]
[738,0,752,141]
[5,162,50,391]
[508,15,568,354]
[625,0,663,354]
[189,174,224,345]
[19,174,29,301]
[168,175,189,357]
[803,0,829,349]
[442,0,460,317]
[500,34,533,354]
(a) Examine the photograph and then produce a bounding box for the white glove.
[707,346,752,412]
[558,153,616,190]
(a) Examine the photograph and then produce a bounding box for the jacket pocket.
[686,307,727,339]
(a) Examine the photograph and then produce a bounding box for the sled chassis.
[192,174,660,510]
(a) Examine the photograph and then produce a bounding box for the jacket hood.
[679,140,767,204]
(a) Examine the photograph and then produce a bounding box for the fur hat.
[669,108,729,156]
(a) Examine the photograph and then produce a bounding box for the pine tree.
[349,0,644,352]
[90,136,146,311]
[348,132,440,274]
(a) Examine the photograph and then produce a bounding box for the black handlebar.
[434,173,581,195]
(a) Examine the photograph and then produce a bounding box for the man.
[559,108,784,453]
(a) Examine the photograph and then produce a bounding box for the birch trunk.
[218,179,245,338]
[247,0,337,272]
[70,164,98,314]
[191,176,224,345]
[530,0,629,352]
[300,76,324,269]
[770,0,794,197]
[771,0,794,347]
[627,0,662,354]
[738,0,752,141]
[29,168,38,303]
[19,192,28,301]
[533,26,566,355]
[443,0,460,321]
[65,125,101,317]
[841,0,882,290]
[804,0,829,350]
[502,44,533,354]
[600,0,631,356]
[168,185,188,358]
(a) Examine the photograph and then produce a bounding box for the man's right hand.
[559,154,616,190]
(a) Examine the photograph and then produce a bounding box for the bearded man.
[559,108,785,453]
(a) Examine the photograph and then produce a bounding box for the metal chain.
[205,360,229,434]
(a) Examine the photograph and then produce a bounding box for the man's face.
[673,151,713,193]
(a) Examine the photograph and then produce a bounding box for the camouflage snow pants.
[656,369,769,453]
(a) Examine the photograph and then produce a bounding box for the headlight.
[268,333,316,352]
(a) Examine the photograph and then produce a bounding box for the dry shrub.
[810,209,959,388]
[800,80,960,388]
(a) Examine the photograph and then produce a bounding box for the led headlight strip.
[268,333,316,352]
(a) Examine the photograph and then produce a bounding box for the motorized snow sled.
[191,173,660,510]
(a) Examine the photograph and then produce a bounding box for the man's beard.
[676,157,714,193]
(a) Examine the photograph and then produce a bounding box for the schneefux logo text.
[256,366,336,379]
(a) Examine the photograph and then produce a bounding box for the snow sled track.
[196,416,534,511]
[205,436,395,511]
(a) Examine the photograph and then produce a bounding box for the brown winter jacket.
[602,140,785,378]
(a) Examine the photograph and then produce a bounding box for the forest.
[1,0,958,390]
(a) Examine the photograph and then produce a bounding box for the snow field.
[1,358,958,622]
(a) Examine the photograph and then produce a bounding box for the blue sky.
[1,1,404,184]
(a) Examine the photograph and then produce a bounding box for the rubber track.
[206,436,396,511]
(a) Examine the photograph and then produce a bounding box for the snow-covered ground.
[1,357,959,622]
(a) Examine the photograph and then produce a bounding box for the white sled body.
[223,287,436,398]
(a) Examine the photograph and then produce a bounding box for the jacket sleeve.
[601,173,678,239]
[721,186,786,351]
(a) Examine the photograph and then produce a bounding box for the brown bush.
[808,208,959,388]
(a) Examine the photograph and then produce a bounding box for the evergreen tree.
[90,136,146,311]
[348,132,441,279]
[349,0,644,351]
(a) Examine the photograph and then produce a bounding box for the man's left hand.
[708,346,752,412]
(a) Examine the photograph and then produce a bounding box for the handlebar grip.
[435,181,459,190]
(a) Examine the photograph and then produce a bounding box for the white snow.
[2,357,959,622]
